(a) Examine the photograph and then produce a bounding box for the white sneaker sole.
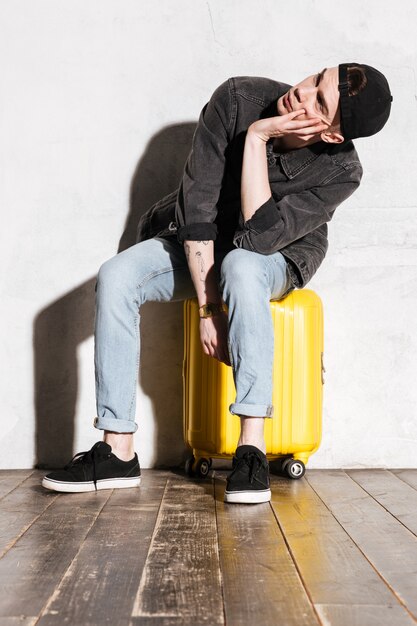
[224,488,271,504]
[42,476,141,493]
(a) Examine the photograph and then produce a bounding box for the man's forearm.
[184,240,223,306]
[241,130,271,222]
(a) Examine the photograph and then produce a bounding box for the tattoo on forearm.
[195,251,206,283]
[184,241,210,294]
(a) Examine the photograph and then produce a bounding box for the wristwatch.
[199,302,228,318]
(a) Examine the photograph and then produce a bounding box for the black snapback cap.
[338,63,393,141]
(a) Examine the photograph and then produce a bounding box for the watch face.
[199,305,212,317]
[199,303,227,318]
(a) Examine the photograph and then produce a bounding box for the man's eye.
[317,94,323,111]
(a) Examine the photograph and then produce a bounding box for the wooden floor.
[0,469,416,626]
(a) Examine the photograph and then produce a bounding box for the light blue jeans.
[93,236,294,433]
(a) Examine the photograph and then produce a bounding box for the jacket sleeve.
[233,165,363,254]
[175,79,232,243]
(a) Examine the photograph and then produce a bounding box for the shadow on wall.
[34,122,197,468]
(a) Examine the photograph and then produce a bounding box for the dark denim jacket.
[136,76,363,288]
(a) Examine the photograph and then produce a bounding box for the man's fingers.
[200,317,230,364]
[204,343,230,365]
[296,123,329,135]
[211,341,230,365]
[287,119,329,134]
[288,118,324,128]
[288,108,306,117]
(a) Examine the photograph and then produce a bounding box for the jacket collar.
[278,141,327,179]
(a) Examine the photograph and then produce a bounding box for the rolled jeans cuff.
[93,416,138,433]
[229,402,274,418]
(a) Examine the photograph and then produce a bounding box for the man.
[42,63,392,503]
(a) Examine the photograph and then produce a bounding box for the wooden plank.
[131,475,224,626]
[0,616,37,626]
[347,470,417,535]
[37,471,168,626]
[131,616,202,626]
[0,470,34,500]
[214,473,319,626]
[0,471,59,558]
[391,469,417,491]
[0,619,37,626]
[307,470,417,619]
[0,486,110,620]
[315,604,415,626]
[270,471,415,625]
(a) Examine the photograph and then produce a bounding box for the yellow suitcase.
[183,289,324,479]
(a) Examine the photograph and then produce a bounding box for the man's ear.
[320,129,344,144]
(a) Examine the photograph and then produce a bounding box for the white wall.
[1,0,416,469]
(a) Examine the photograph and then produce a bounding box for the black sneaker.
[41,441,141,493]
[224,445,271,504]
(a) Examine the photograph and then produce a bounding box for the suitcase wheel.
[185,455,195,477]
[185,456,212,478]
[195,458,211,478]
[282,458,305,480]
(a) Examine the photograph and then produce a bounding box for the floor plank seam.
[130,477,169,619]
[212,471,227,626]
[32,488,114,625]
[305,472,417,622]
[269,495,323,626]
[346,470,417,538]
[389,469,417,491]
[0,491,60,562]
[0,469,36,502]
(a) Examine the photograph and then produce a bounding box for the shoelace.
[232,452,265,484]
[64,442,105,491]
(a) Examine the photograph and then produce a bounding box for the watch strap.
[199,302,228,318]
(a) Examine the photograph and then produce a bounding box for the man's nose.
[295,86,315,103]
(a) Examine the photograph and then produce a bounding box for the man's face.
[277,66,341,129]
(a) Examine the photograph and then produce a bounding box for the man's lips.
[284,92,292,112]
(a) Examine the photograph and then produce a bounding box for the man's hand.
[199,313,231,366]
[240,110,330,223]
[248,109,330,144]
[183,240,230,365]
